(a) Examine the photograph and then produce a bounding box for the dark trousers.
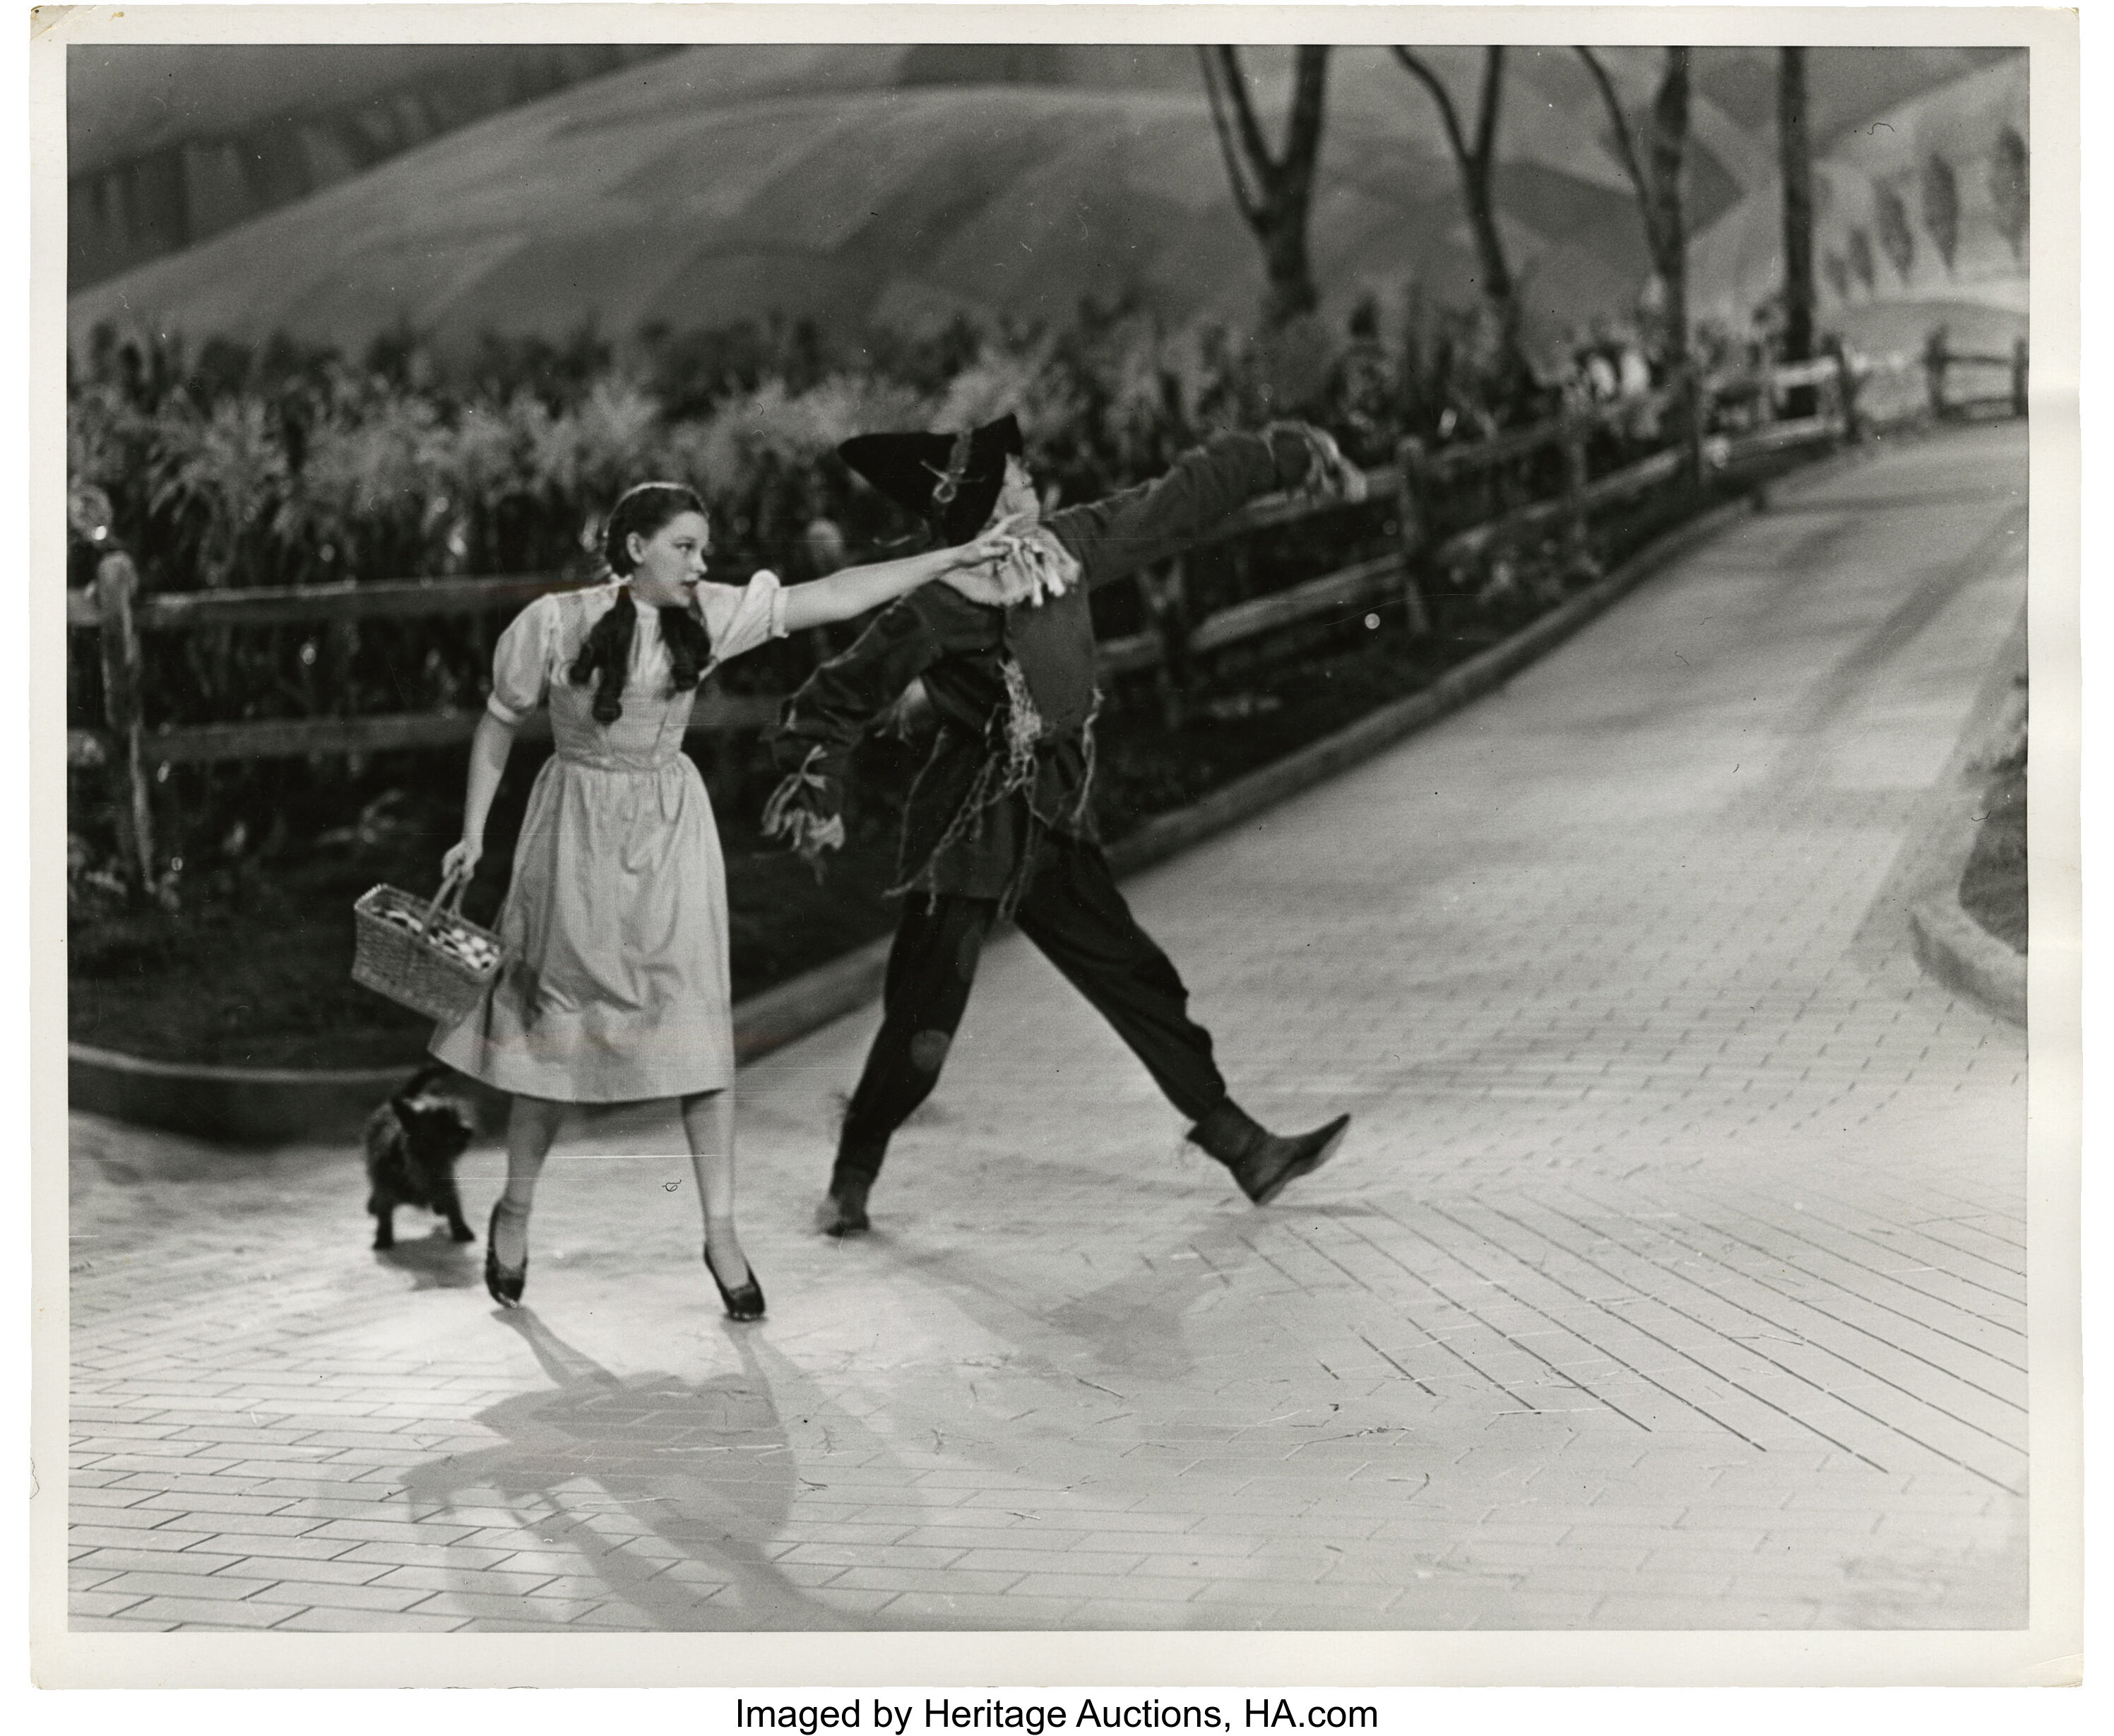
[834,835,1228,1184]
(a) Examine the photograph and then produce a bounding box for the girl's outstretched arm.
[779,522,1016,632]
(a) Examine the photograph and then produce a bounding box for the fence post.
[1782,351,1819,422]
[1680,364,1709,492]
[1825,337,1865,444]
[2011,337,2029,420]
[331,619,365,780]
[94,551,156,893]
[1393,437,1432,636]
[1923,327,1950,420]
[1559,413,1593,578]
[1136,557,1192,731]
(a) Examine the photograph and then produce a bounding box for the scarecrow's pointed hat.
[837,413,1023,545]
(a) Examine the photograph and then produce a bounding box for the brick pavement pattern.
[68,424,2029,1632]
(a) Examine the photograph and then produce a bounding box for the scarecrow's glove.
[879,679,935,742]
[762,752,846,876]
[977,523,1083,608]
[939,514,1043,607]
[1290,424,1371,504]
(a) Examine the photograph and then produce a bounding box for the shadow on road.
[887,1197,1317,1386]
[397,1308,861,1630]
[373,1227,482,1290]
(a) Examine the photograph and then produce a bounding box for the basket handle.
[418,870,469,938]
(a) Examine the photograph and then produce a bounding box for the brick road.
[67,422,2029,1633]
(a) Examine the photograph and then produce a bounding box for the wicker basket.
[352,875,504,1023]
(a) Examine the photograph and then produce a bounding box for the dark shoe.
[485,1199,527,1307]
[704,1245,766,1321]
[814,1175,871,1238]
[1187,1100,1350,1206]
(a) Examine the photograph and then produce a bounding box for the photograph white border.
[24,1,2086,1692]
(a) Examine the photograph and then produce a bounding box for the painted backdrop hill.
[1689,51,2029,359]
[69,42,2024,364]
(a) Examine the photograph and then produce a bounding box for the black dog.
[364,1063,477,1251]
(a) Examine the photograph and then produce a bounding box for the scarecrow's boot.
[1187,1100,1350,1206]
[814,1156,876,1237]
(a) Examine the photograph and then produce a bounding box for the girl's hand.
[441,837,483,884]
[949,514,1031,569]
[939,515,1051,608]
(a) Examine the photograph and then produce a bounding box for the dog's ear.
[401,1062,454,1099]
[392,1062,458,1122]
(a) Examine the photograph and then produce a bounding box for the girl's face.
[626,510,711,601]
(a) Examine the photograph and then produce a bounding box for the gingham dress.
[429,574,785,1102]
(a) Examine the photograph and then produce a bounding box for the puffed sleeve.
[485,594,557,725]
[694,571,788,668]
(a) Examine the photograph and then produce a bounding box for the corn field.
[66,290,1724,901]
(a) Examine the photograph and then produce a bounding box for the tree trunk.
[1393,47,1531,400]
[1778,47,1818,415]
[1463,48,1515,317]
[1269,47,1330,327]
[1200,46,1333,331]
[1646,48,1691,359]
[1261,213,1319,327]
[1466,175,1515,319]
[1576,45,1693,388]
[1638,50,1700,486]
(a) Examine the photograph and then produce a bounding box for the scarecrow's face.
[985,456,1041,532]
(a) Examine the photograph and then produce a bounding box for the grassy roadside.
[1958,750,2026,955]
[69,608,1502,1068]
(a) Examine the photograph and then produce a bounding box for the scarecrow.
[766,413,1367,1235]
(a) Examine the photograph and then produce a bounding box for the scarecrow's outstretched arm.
[1050,423,1359,592]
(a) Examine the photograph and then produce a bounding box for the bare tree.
[1778,49,1817,376]
[1577,47,1699,475]
[1876,184,1916,283]
[1197,46,1333,329]
[1990,124,2029,259]
[1922,151,1960,275]
[1390,47,1531,391]
[1847,227,1877,295]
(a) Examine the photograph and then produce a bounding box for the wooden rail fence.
[69,333,2021,890]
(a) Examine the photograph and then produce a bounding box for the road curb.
[68,480,1776,1145]
[67,1047,417,1146]
[1908,893,2025,1028]
[1894,616,2028,1031]
[67,938,905,1143]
